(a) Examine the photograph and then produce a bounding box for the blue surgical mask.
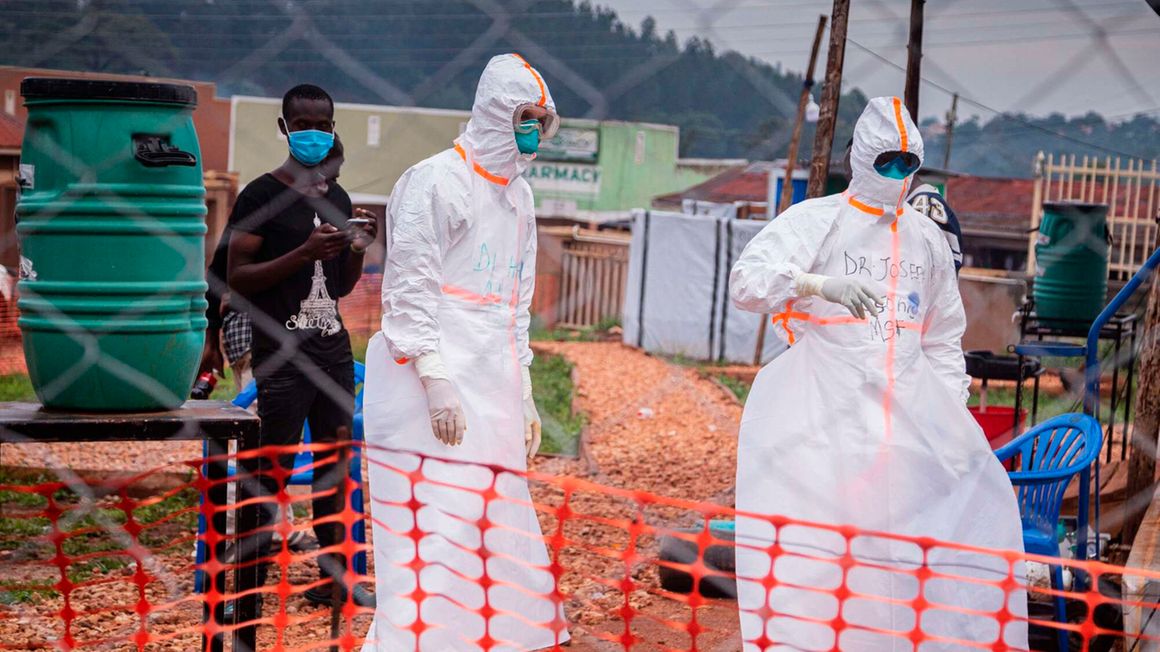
[515,119,541,155]
[873,155,919,180]
[287,129,334,166]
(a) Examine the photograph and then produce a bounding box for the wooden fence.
[556,230,630,330]
[1028,152,1160,280]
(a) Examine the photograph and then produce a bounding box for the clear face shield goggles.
[513,103,560,139]
[873,151,921,180]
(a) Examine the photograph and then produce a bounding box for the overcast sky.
[594,0,1160,124]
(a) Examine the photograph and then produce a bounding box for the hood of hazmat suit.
[361,54,568,651]
[727,97,1028,651]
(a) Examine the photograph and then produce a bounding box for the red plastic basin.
[970,406,1027,470]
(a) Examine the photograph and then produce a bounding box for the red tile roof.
[948,174,1159,241]
[655,162,771,205]
[945,176,1035,236]
[0,112,22,151]
[657,165,1040,236]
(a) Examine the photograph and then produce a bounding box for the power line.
[845,37,1155,160]
[1106,105,1160,120]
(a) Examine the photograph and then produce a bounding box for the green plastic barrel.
[1033,201,1109,330]
[16,78,207,411]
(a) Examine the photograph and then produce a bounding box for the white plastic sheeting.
[718,218,788,364]
[622,209,787,364]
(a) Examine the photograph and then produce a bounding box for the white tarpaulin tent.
[622,209,788,364]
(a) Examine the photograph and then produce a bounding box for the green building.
[228,96,723,222]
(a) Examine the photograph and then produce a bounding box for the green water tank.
[1033,201,1109,330]
[16,78,207,411]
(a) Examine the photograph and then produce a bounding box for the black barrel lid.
[1042,200,1108,212]
[21,78,197,106]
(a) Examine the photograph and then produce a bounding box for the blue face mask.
[514,119,541,155]
[287,129,334,166]
[873,154,920,180]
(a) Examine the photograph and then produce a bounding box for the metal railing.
[1029,152,1160,280]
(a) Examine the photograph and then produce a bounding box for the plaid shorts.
[222,310,252,364]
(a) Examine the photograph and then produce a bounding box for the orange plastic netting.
[0,442,1152,651]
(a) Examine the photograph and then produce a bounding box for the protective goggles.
[513,103,560,139]
[873,151,921,179]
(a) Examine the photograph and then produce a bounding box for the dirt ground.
[0,341,747,650]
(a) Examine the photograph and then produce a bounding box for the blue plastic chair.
[993,412,1102,652]
[195,361,369,593]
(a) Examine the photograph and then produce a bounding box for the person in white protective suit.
[729,97,1028,651]
[361,54,568,651]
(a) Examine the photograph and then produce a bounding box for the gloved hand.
[795,273,884,319]
[521,366,542,460]
[415,353,466,446]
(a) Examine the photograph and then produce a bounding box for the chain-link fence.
[1,1,1159,650]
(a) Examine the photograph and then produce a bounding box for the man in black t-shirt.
[226,85,378,619]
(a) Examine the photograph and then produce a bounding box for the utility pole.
[943,93,958,169]
[806,0,850,198]
[904,0,925,123]
[778,15,828,215]
[757,15,828,366]
[1125,276,1160,545]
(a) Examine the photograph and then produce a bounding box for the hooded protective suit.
[362,54,567,651]
[729,97,1027,651]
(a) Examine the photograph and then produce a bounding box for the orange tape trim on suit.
[883,218,901,445]
[895,177,911,218]
[454,143,510,186]
[846,193,904,218]
[441,284,506,306]
[511,53,548,107]
[770,302,920,342]
[773,300,805,345]
[892,96,909,153]
[391,284,513,363]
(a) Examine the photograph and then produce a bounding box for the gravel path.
[1,440,203,475]
[533,341,741,506]
[526,342,743,647]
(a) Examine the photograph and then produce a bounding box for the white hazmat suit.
[362,54,568,651]
[729,97,1028,651]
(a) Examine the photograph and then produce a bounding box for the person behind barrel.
[226,84,378,621]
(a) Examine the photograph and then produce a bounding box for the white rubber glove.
[521,365,542,460]
[415,353,466,446]
[795,273,885,319]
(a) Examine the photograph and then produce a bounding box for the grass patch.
[592,316,621,333]
[0,474,199,602]
[0,374,36,402]
[207,371,240,401]
[530,354,584,457]
[531,327,604,343]
[0,514,49,545]
[715,374,751,403]
[530,317,620,344]
[0,504,132,588]
[967,385,1093,423]
[132,488,197,526]
[0,587,56,605]
[667,354,732,369]
[292,501,310,520]
[0,468,50,510]
[350,332,370,363]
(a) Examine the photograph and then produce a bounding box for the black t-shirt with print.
[228,173,354,374]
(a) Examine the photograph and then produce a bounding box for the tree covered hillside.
[1,0,1156,176]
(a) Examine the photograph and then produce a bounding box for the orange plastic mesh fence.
[0,441,1155,651]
